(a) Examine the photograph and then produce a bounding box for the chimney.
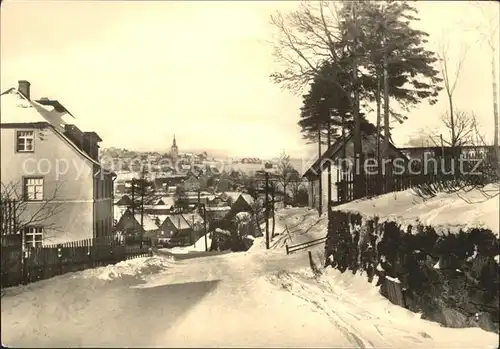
[18,80,31,100]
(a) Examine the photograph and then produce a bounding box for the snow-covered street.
[2,208,498,348]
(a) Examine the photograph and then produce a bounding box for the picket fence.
[1,235,152,289]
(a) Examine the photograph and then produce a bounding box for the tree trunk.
[271,185,275,238]
[383,38,392,193]
[317,128,322,215]
[140,180,144,248]
[376,71,382,175]
[383,44,390,159]
[491,45,499,162]
[327,115,332,210]
[283,184,287,204]
[352,2,363,200]
[448,94,456,155]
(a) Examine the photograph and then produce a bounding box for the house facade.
[0,80,114,246]
[158,214,194,245]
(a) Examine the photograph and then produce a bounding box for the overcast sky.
[1,1,499,159]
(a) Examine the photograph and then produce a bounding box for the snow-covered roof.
[155,196,174,207]
[166,214,191,230]
[205,206,231,212]
[153,214,170,225]
[1,88,74,132]
[239,193,255,206]
[223,191,243,202]
[234,211,252,221]
[143,204,173,211]
[133,214,158,231]
[114,206,129,222]
[0,87,104,169]
[183,213,204,227]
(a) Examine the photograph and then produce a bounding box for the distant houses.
[114,208,159,238]
[158,214,195,245]
[112,170,264,245]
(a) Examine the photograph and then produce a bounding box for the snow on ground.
[336,184,500,235]
[1,256,173,347]
[161,234,212,254]
[248,207,328,254]
[266,266,499,349]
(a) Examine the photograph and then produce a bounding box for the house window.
[16,130,35,152]
[24,177,44,201]
[23,227,43,248]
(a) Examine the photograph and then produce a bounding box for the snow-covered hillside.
[336,184,499,235]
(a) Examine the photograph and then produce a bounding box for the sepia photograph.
[1,0,499,347]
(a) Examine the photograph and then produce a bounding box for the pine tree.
[125,169,155,245]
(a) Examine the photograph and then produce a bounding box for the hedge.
[325,210,499,333]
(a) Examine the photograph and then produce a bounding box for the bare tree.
[275,150,298,199]
[463,2,499,157]
[249,198,265,238]
[427,110,475,148]
[1,180,64,241]
[417,111,499,201]
[436,35,469,153]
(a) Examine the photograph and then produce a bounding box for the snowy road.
[1,251,354,348]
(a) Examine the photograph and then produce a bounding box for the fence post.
[285,244,289,255]
[57,244,63,276]
[22,247,29,285]
[308,251,314,270]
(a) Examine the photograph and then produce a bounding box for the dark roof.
[302,131,404,178]
[84,131,103,142]
[1,122,50,129]
[35,98,75,118]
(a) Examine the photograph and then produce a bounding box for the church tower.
[170,134,178,161]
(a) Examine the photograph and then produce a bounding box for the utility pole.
[192,214,196,247]
[265,171,270,250]
[271,184,275,239]
[197,189,201,214]
[327,108,332,211]
[317,128,322,215]
[131,179,136,218]
[140,170,145,248]
[203,204,208,252]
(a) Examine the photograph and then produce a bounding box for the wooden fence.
[0,200,17,236]
[286,236,327,255]
[335,154,493,203]
[1,235,152,289]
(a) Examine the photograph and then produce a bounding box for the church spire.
[173,134,177,147]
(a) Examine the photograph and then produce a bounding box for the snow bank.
[78,256,171,281]
[162,234,212,254]
[336,184,499,235]
[267,267,499,349]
